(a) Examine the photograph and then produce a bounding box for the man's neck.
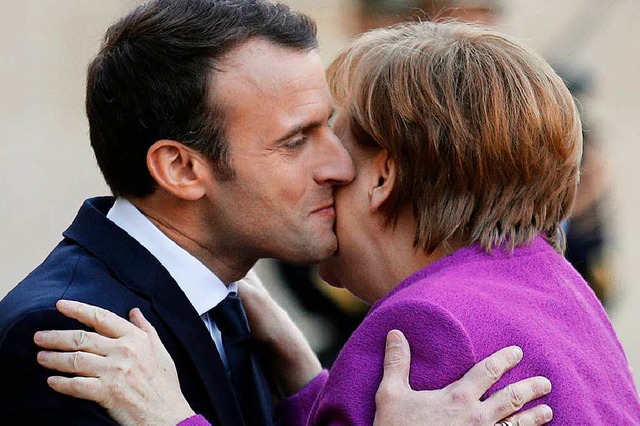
[129,197,256,284]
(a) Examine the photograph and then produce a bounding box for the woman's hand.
[34,300,195,426]
[374,330,553,426]
[238,271,323,396]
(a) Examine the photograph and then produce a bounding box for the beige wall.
[2,0,638,387]
[0,0,128,295]
[499,0,640,387]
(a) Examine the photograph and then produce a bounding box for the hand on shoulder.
[374,330,553,426]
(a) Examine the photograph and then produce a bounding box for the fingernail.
[47,376,61,387]
[37,351,49,363]
[57,299,72,308]
[512,346,523,361]
[33,331,45,343]
[542,404,553,421]
[386,330,402,348]
[542,377,552,393]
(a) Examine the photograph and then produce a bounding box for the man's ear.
[146,140,208,201]
[369,149,397,211]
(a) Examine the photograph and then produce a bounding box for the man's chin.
[277,243,335,267]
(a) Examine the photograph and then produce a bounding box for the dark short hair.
[328,21,582,253]
[87,0,317,197]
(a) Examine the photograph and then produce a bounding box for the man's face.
[207,39,354,265]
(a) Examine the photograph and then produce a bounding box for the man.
[0,1,550,424]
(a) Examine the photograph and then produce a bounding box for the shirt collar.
[106,197,236,315]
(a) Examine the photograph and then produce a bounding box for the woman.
[292,21,640,424]
[35,20,639,425]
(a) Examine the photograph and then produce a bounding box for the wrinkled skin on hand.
[34,300,195,426]
[373,330,553,426]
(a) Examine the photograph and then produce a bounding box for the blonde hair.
[328,21,582,253]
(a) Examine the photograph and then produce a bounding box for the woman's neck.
[341,205,452,304]
[362,238,452,304]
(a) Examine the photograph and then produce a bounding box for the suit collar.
[63,197,160,297]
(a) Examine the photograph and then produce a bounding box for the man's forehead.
[213,39,329,113]
[218,38,321,79]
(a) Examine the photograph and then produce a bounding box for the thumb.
[129,308,162,345]
[380,329,412,390]
[129,308,174,364]
[129,308,153,332]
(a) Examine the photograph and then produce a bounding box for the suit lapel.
[63,197,245,425]
[150,270,246,425]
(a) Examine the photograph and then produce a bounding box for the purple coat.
[281,236,640,425]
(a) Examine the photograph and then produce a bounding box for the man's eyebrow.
[274,108,336,143]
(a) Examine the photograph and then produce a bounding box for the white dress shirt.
[106,197,239,368]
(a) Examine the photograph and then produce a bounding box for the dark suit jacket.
[0,197,273,425]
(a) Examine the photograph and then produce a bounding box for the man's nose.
[314,129,355,185]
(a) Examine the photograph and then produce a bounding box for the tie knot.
[210,293,250,339]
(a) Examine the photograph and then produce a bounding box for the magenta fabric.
[278,370,330,426]
[289,236,640,425]
[177,371,330,426]
[177,414,212,426]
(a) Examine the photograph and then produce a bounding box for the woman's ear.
[369,149,397,211]
[146,140,207,201]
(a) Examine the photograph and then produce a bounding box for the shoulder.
[310,294,476,426]
[1,240,119,319]
[346,294,476,386]
[0,242,81,327]
[0,237,140,345]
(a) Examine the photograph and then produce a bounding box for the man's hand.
[34,300,195,426]
[373,330,553,426]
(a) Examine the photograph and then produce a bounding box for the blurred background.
[1,0,638,388]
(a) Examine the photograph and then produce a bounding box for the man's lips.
[311,204,335,217]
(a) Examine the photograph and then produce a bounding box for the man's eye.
[284,137,307,149]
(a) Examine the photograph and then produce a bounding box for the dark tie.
[209,293,273,426]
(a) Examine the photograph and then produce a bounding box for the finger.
[502,404,553,425]
[37,350,108,376]
[450,346,523,399]
[485,376,552,421]
[379,330,411,391]
[56,300,133,338]
[46,375,106,404]
[34,329,114,356]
